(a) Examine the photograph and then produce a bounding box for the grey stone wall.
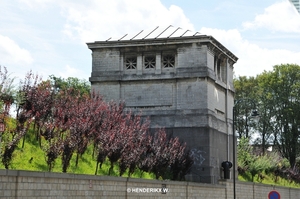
[0,170,299,199]
[88,36,237,184]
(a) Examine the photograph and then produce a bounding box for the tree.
[147,129,186,179]
[0,66,15,115]
[234,76,259,139]
[2,71,41,168]
[259,64,300,167]
[58,89,80,173]
[49,75,90,96]
[93,102,126,175]
[22,80,55,147]
[237,137,289,182]
[170,149,193,181]
[255,73,277,154]
[61,91,107,172]
[0,66,15,165]
[1,68,192,177]
[118,113,149,176]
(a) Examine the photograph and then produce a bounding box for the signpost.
[268,190,280,199]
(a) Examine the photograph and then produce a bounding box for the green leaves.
[258,64,300,167]
[235,64,300,168]
[237,137,287,182]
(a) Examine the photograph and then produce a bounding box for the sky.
[1,0,300,82]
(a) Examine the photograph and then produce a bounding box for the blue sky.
[1,0,300,81]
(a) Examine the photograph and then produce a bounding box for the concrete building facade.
[87,34,238,184]
[290,0,300,13]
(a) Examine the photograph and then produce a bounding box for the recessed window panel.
[125,57,137,70]
[144,56,156,69]
[162,55,175,68]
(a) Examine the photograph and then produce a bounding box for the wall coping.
[219,178,300,191]
[1,169,298,191]
[0,169,224,189]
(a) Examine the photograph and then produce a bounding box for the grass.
[1,133,300,188]
[0,133,155,180]
[238,172,300,188]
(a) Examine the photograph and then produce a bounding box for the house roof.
[86,26,238,63]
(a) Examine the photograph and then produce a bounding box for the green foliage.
[257,64,300,167]
[233,76,259,139]
[234,76,258,100]
[238,171,300,188]
[49,75,91,96]
[237,137,253,172]
[248,155,270,181]
[235,64,300,167]
[237,137,290,182]
[0,133,156,179]
[0,66,16,113]
[237,139,299,187]
[237,137,271,181]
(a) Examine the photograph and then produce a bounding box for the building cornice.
[86,35,238,63]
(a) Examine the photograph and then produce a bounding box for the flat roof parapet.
[87,35,238,63]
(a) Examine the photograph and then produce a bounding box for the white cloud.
[6,0,299,80]
[242,0,300,33]
[61,0,195,42]
[59,65,81,79]
[18,0,55,10]
[0,34,33,66]
[200,27,300,77]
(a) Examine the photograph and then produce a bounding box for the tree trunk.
[22,135,26,148]
[95,161,99,175]
[75,153,79,167]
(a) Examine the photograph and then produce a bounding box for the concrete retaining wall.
[0,169,299,198]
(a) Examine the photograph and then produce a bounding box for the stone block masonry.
[87,36,237,184]
[0,169,300,199]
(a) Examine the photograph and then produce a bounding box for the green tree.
[255,73,276,154]
[258,64,300,167]
[237,137,280,182]
[0,66,15,115]
[234,76,259,139]
[49,75,91,96]
[248,154,271,182]
[237,137,253,173]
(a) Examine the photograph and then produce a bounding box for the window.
[217,60,221,80]
[144,56,156,69]
[125,57,137,69]
[162,54,175,68]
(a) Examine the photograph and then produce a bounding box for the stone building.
[290,0,300,13]
[87,29,238,184]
